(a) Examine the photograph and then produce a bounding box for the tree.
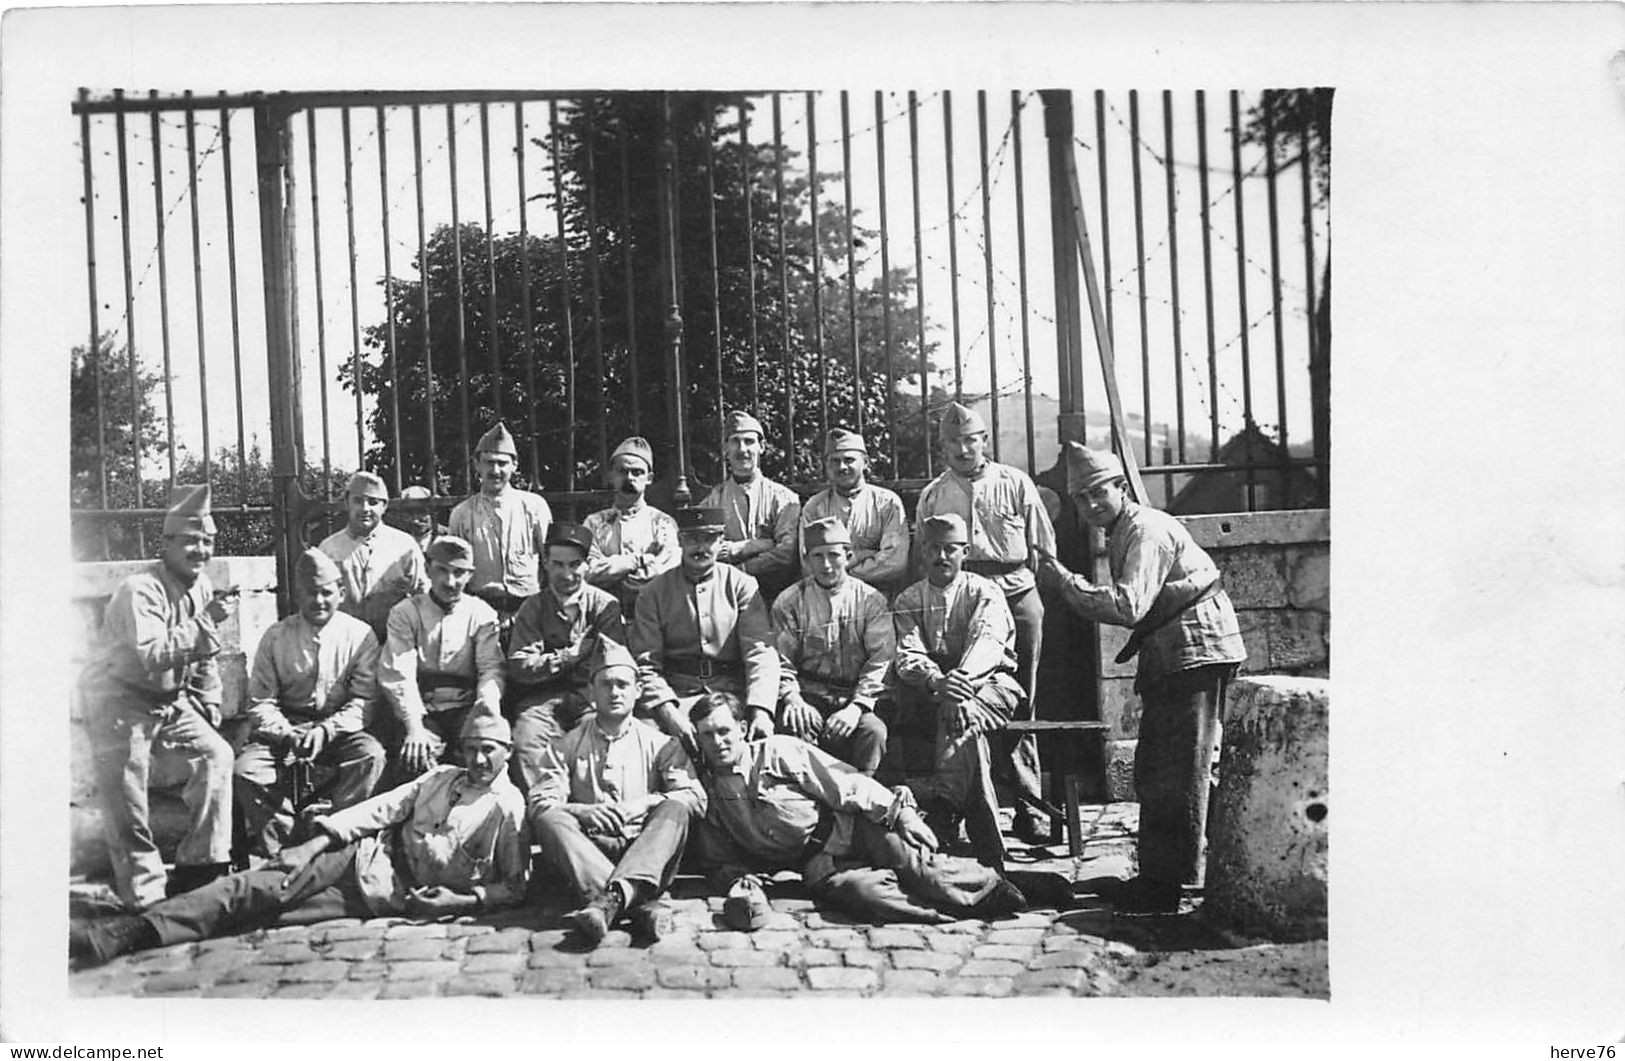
[71,335,168,560]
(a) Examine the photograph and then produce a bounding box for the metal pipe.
[223,100,249,502]
[447,105,471,485]
[739,98,760,417]
[942,91,962,398]
[79,92,108,509]
[76,88,588,117]
[618,119,641,433]
[148,96,178,488]
[707,107,726,461]
[477,104,497,497]
[583,102,608,478]
[550,101,578,491]
[114,93,145,543]
[875,91,897,475]
[1230,90,1256,511]
[1162,90,1185,466]
[1129,90,1150,467]
[773,94,794,469]
[908,91,931,477]
[1195,90,1220,460]
[1011,91,1035,473]
[977,90,999,461]
[1263,96,1290,498]
[302,106,328,494]
[516,103,539,475]
[411,106,438,490]
[807,92,827,439]
[841,91,861,435]
[1094,90,1114,347]
[376,107,404,493]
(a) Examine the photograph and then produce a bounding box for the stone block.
[323,981,382,1000]
[984,927,1047,946]
[269,983,333,1000]
[925,933,977,955]
[462,952,527,975]
[805,927,866,949]
[841,949,887,969]
[445,974,519,997]
[696,931,750,951]
[806,966,877,992]
[709,949,785,968]
[1263,610,1329,671]
[138,970,218,994]
[731,967,803,992]
[321,924,388,943]
[1103,739,1137,801]
[464,929,530,954]
[584,948,647,967]
[939,976,1014,997]
[216,962,284,985]
[383,938,450,962]
[1098,624,1136,680]
[1030,948,1100,970]
[959,959,1026,978]
[587,966,656,991]
[795,949,842,967]
[971,944,1033,962]
[378,980,442,999]
[446,923,495,939]
[647,945,711,966]
[866,926,928,949]
[880,970,944,994]
[1235,613,1272,675]
[749,930,802,951]
[200,981,277,999]
[1215,548,1288,609]
[276,960,351,984]
[322,938,380,962]
[519,968,588,994]
[891,949,962,972]
[1014,967,1089,993]
[1182,509,1329,550]
[385,922,449,940]
[1099,678,1141,739]
[1206,676,1328,942]
[1284,547,1330,612]
[656,965,732,991]
[387,960,461,981]
[527,947,588,969]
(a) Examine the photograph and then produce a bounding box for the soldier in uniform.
[528,641,705,947]
[393,484,446,554]
[1038,443,1245,913]
[448,422,554,642]
[891,514,1024,869]
[318,471,429,642]
[582,436,679,613]
[797,428,910,596]
[629,506,779,757]
[506,522,626,790]
[915,401,1054,843]
[234,548,385,862]
[770,517,894,775]
[702,410,801,606]
[377,536,505,784]
[79,484,237,907]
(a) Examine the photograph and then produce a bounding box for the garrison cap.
[936,401,987,442]
[590,638,638,677]
[425,535,476,571]
[920,513,970,545]
[1064,442,1126,495]
[163,483,217,537]
[723,410,765,440]
[345,471,389,500]
[475,422,519,458]
[803,516,852,550]
[675,507,727,533]
[824,428,867,457]
[294,547,342,588]
[460,711,512,746]
[400,485,433,501]
[609,436,655,472]
[545,521,595,558]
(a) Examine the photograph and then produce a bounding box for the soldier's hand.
[744,706,776,742]
[405,885,477,918]
[204,588,240,625]
[400,725,441,774]
[821,703,861,741]
[296,725,329,761]
[573,803,626,837]
[897,810,940,852]
[273,835,331,889]
[779,697,822,738]
[653,702,700,760]
[188,696,222,730]
[943,670,978,703]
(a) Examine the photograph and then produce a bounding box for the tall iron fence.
[71,87,1330,568]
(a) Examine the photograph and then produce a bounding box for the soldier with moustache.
[797,428,911,597]
[582,436,680,613]
[448,423,553,644]
[702,411,801,607]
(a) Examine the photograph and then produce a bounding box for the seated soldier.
[234,548,386,862]
[70,713,527,969]
[583,436,680,613]
[629,506,779,757]
[377,536,504,784]
[797,428,911,597]
[528,641,705,947]
[770,517,894,775]
[687,693,1028,931]
[507,522,626,790]
[891,513,1024,869]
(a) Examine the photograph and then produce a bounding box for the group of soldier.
[70,401,1246,968]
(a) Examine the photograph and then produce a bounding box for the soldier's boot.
[69,914,158,969]
[564,885,626,947]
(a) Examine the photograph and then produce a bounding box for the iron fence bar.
[74,505,278,519]
[478,103,498,494]
[447,105,472,487]
[942,90,962,399]
[1263,100,1290,497]
[114,94,145,547]
[808,92,827,440]
[516,104,539,476]
[977,90,999,461]
[79,91,108,509]
[1011,91,1035,473]
[1195,91,1220,460]
[773,94,794,469]
[148,97,178,489]
[340,108,364,474]
[618,119,641,434]
[841,91,862,436]
[908,91,930,477]
[1095,90,1114,346]
[1229,90,1256,511]
[739,99,760,417]
[1046,92,1078,437]
[1298,117,1321,495]
[553,102,578,491]
[411,106,439,489]
[75,89,589,117]
[706,108,725,463]
[303,107,330,496]
[1129,91,1151,468]
[1162,90,1186,466]
[875,91,897,476]
[657,93,693,505]
[376,107,404,494]
[183,99,215,486]
[223,100,250,501]
[256,100,303,610]
[583,103,608,480]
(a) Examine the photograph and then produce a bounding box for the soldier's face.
[591,665,639,724]
[162,531,214,582]
[428,559,473,603]
[545,545,590,597]
[806,543,851,588]
[298,578,343,627]
[694,704,746,769]
[1077,479,1128,529]
[724,432,762,478]
[924,539,968,587]
[826,450,866,492]
[460,737,510,787]
[680,529,724,576]
[478,453,515,493]
[942,431,988,474]
[609,457,651,499]
[347,491,387,535]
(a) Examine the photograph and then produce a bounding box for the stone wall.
[1095,509,1329,800]
[70,557,280,874]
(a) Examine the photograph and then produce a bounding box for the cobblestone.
[378,980,442,999]
[462,952,528,975]
[383,938,451,962]
[841,949,888,969]
[867,927,928,949]
[709,949,786,967]
[805,928,866,949]
[446,974,520,997]
[891,949,964,972]
[656,965,733,991]
[750,930,802,950]
[323,980,383,1000]
[588,965,656,991]
[806,966,878,992]
[695,932,751,951]
[730,967,803,992]
[881,969,945,994]
[139,971,217,994]
[794,949,842,968]
[276,960,353,983]
[325,939,383,961]
[959,959,1028,978]
[586,948,651,967]
[519,968,589,993]
[199,981,277,999]
[387,959,461,981]
[939,976,1015,997]
[984,928,1048,947]
[465,929,531,954]
[972,943,1036,962]
[927,933,979,954]
[271,982,334,999]
[1013,968,1090,993]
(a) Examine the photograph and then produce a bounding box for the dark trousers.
[233,731,385,859]
[529,799,692,905]
[990,587,1044,815]
[781,686,889,776]
[374,706,469,791]
[1134,662,1237,888]
[510,689,594,790]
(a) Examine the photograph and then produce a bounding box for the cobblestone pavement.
[68,804,1328,1000]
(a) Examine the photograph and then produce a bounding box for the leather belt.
[109,676,183,707]
[964,559,1024,577]
[419,673,475,691]
[799,807,837,864]
[665,655,743,680]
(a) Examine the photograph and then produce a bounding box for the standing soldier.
[449,422,553,642]
[506,523,626,790]
[79,484,236,907]
[770,517,894,776]
[629,507,780,757]
[583,436,680,613]
[319,471,429,642]
[915,401,1055,842]
[892,514,1024,869]
[797,428,911,596]
[377,536,505,783]
[1038,443,1245,913]
[702,410,801,606]
[234,548,385,862]
[393,484,446,554]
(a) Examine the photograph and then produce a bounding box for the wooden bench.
[1004,719,1111,857]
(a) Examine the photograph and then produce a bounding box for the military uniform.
[797,428,911,596]
[702,410,801,605]
[448,423,553,631]
[583,436,681,613]
[319,476,430,643]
